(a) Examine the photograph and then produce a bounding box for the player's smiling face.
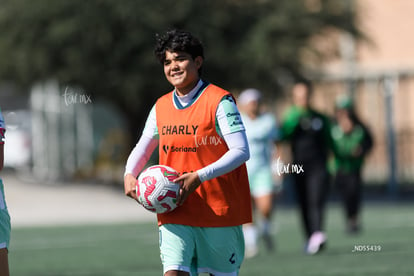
[163,50,203,96]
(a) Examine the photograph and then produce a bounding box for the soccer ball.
[136,165,180,214]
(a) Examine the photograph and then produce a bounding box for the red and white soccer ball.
[136,165,181,214]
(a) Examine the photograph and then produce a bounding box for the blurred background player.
[238,88,280,258]
[278,79,331,255]
[124,29,252,276]
[330,95,373,234]
[0,107,10,276]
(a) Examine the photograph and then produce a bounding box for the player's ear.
[194,56,203,70]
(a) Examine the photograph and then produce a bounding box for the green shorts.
[159,224,245,276]
[0,179,10,250]
[248,167,275,197]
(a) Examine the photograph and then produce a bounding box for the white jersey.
[241,112,279,174]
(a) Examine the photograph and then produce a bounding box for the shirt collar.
[173,79,205,109]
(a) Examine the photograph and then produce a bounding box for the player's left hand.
[174,172,201,206]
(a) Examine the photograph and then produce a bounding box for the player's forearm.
[124,135,158,178]
[197,131,250,182]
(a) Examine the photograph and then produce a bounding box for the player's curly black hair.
[154,29,204,75]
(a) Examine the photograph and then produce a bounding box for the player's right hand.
[124,173,138,201]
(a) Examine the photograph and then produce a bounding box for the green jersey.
[280,106,332,164]
[330,123,372,173]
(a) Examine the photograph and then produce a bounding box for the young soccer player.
[330,95,373,234]
[0,107,10,276]
[124,29,252,276]
[279,80,331,255]
[238,89,280,258]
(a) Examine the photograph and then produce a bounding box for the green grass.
[9,203,414,276]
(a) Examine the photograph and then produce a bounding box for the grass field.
[9,203,414,276]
